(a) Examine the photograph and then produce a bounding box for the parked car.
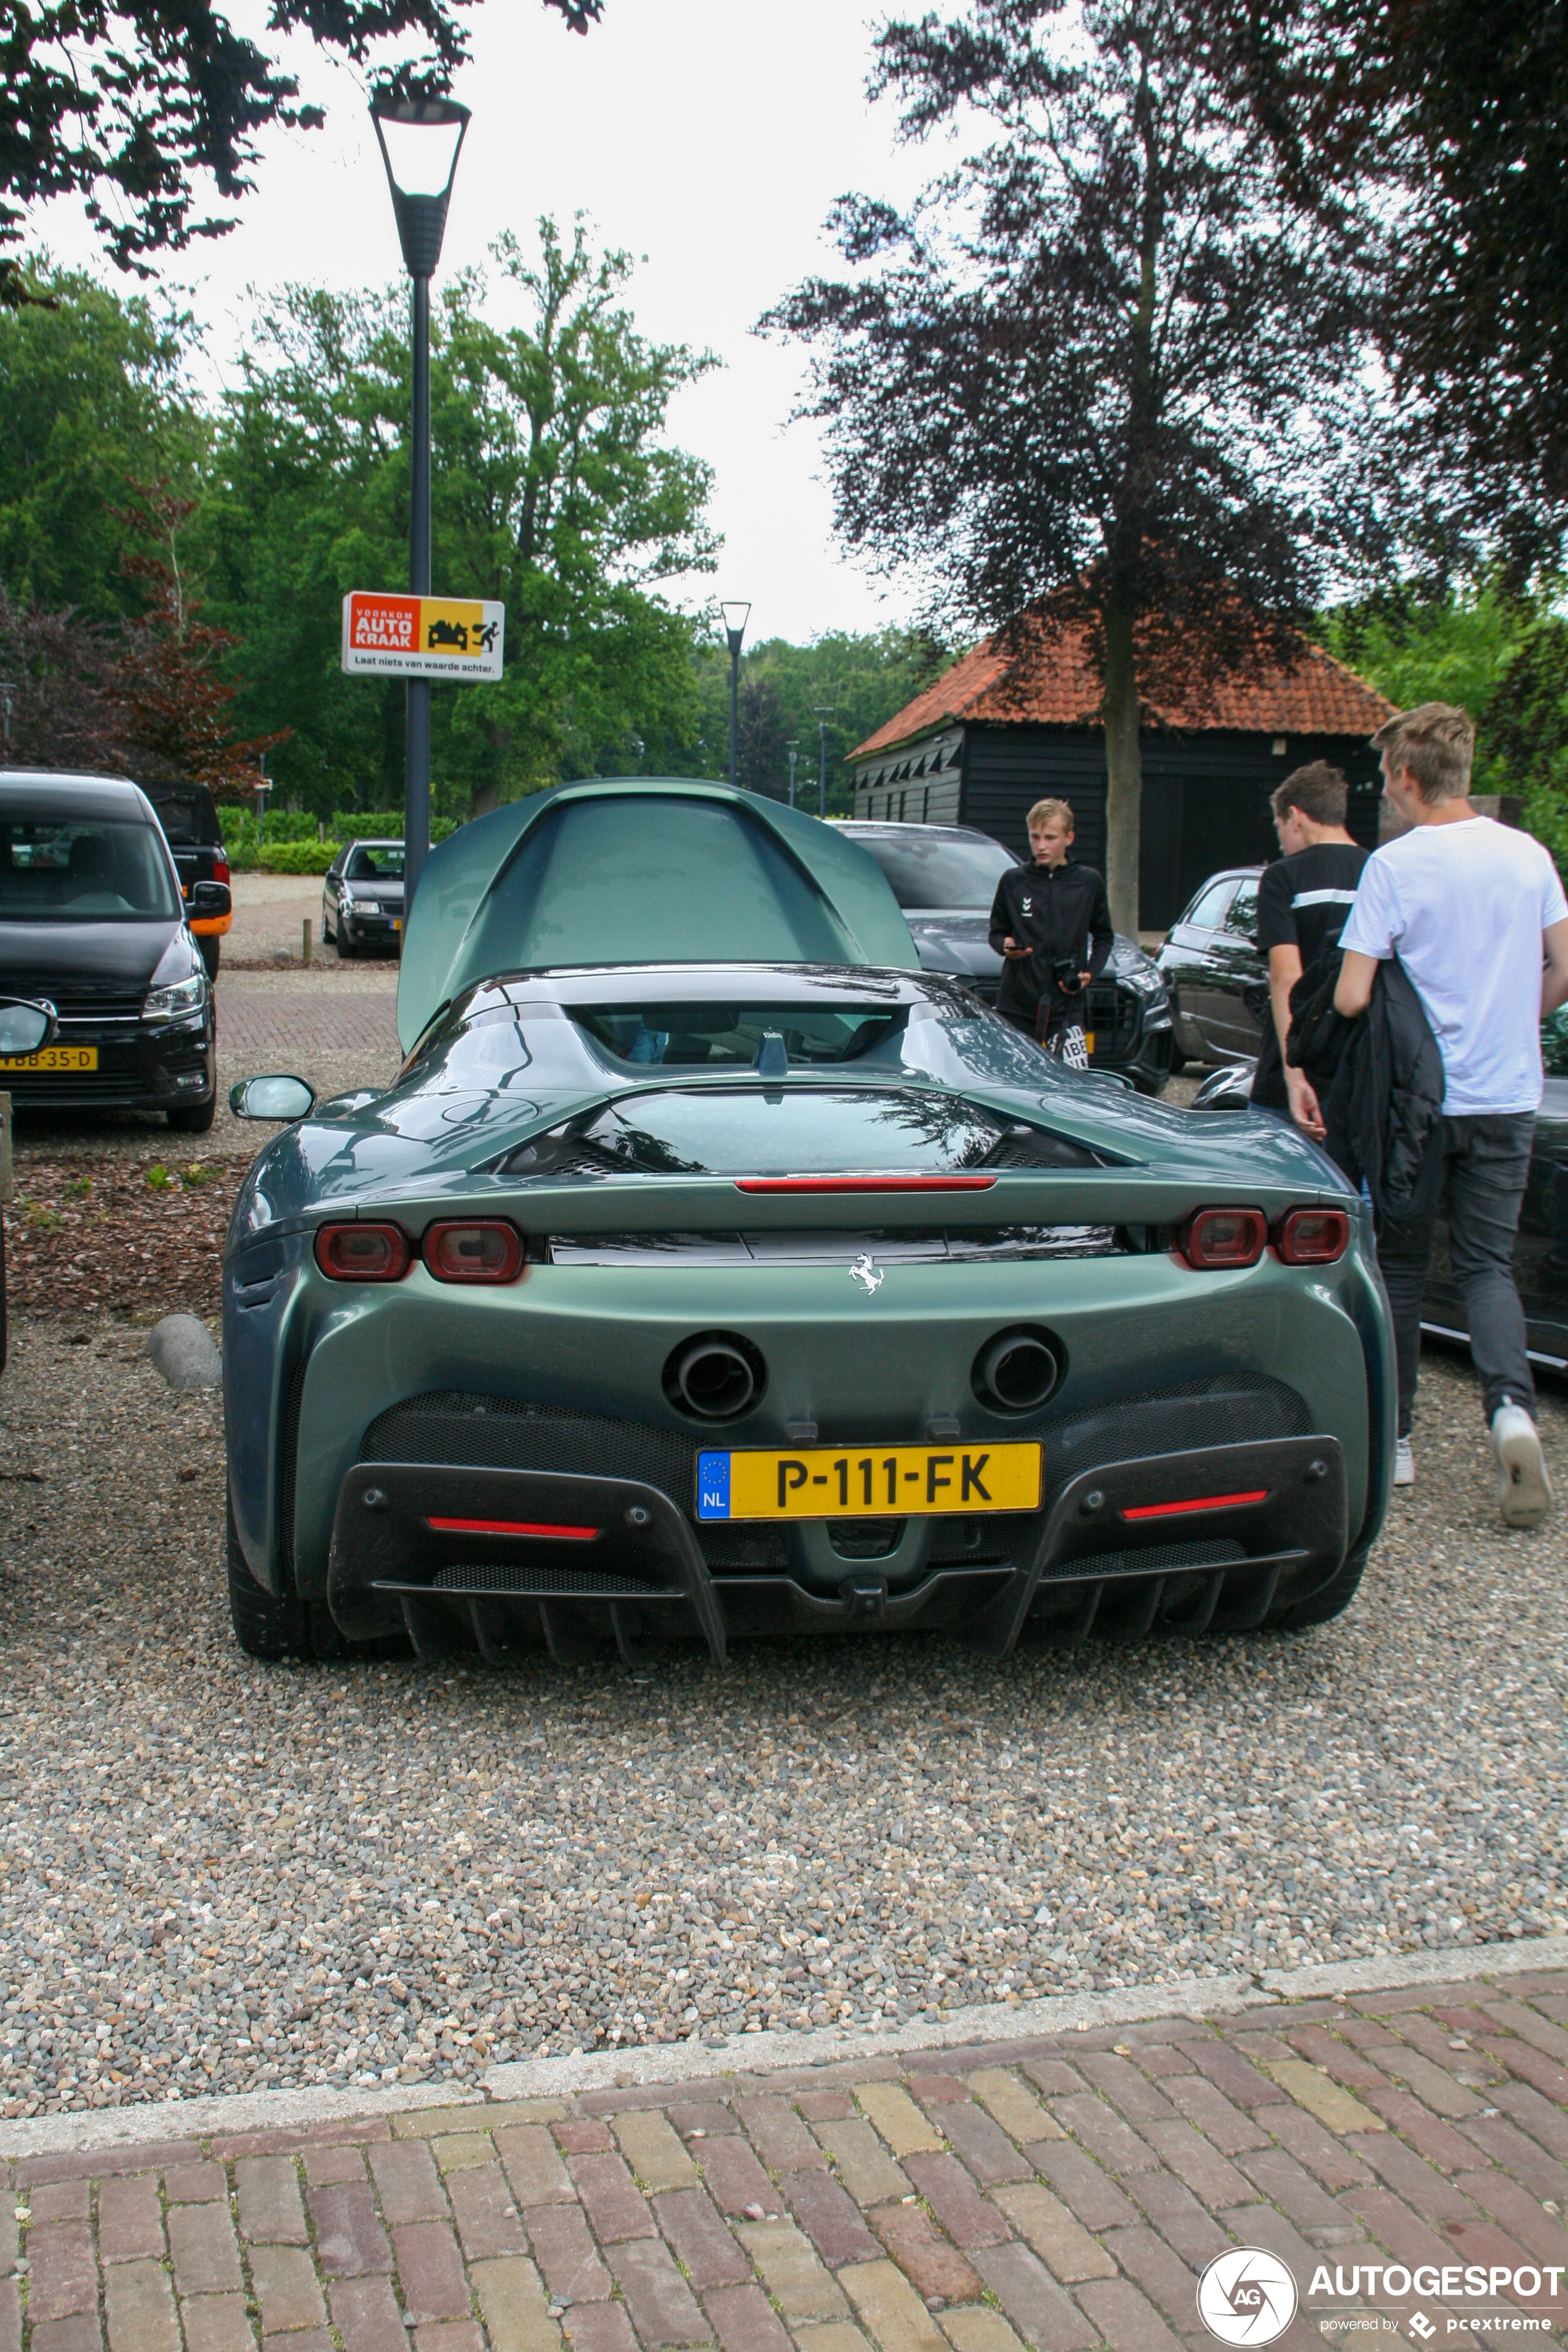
[1167,860,1568,1372]
[322,840,406,957]
[141,780,232,977]
[0,996,59,1374]
[836,821,1177,1093]
[223,777,1391,1667]
[1153,867,1270,1064]
[0,772,221,1131]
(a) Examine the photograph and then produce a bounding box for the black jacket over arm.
[986,861,1114,1025]
[1288,953,1445,1227]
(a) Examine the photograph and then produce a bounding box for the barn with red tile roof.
[848,612,1394,928]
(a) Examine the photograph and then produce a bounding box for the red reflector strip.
[733,1175,998,1193]
[426,1517,601,1540]
[1122,1489,1269,1521]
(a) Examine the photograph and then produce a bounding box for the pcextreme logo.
[1198,2250,1299,2345]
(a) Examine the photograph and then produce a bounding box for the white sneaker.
[1393,1437,1415,1488]
[1490,1403,1553,1530]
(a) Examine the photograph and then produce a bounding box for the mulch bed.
[4,1154,243,1322]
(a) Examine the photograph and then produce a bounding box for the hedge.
[255,841,340,874]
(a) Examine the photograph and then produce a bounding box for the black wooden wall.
[951,725,1383,930]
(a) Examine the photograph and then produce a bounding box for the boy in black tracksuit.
[986,798,1114,1043]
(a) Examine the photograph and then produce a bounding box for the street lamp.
[720,601,750,788]
[786,738,799,809]
[371,91,471,917]
[812,703,836,820]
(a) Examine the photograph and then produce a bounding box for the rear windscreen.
[571,1004,901,1066]
[856,833,1015,910]
[499,1088,1103,1177]
[145,788,220,846]
[0,816,181,922]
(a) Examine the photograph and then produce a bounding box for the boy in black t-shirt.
[1251,763,1369,1137]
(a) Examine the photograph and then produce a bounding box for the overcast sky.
[38,0,951,644]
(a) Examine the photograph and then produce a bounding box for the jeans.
[1376,1111,1537,1435]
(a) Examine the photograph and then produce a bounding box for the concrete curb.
[5,1929,1565,2161]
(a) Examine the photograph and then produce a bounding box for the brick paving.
[6,1971,1566,2352]
[217,986,399,1061]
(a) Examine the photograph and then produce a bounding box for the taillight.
[423,1219,525,1284]
[1178,1207,1268,1269]
[213,851,231,885]
[315,1222,411,1281]
[1275,1206,1350,1265]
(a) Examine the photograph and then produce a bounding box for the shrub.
[256,840,340,875]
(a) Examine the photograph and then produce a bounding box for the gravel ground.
[0,1317,1562,2123]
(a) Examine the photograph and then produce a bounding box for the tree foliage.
[0,480,278,790]
[0,0,601,307]
[199,218,719,820]
[763,0,1371,928]
[1220,0,1568,572]
[646,628,954,812]
[1317,583,1568,872]
[0,264,206,619]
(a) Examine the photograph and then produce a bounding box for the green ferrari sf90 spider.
[222,780,1394,1665]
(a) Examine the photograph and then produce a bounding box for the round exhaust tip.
[663,1331,766,1422]
[972,1326,1062,1414]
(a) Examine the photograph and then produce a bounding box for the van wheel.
[168,1093,217,1133]
[199,936,220,978]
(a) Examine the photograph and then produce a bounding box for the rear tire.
[1266,1547,1367,1631]
[198,935,220,978]
[227,1489,311,1658]
[168,1093,216,1133]
[335,924,354,959]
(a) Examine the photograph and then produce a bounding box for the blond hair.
[1027,798,1075,832]
[1370,702,1475,804]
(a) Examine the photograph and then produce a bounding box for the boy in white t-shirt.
[1335,702,1568,1527]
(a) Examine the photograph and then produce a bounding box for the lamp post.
[812,703,836,819]
[371,92,471,917]
[720,603,750,788]
[786,738,799,809]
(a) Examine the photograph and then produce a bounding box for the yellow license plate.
[1084,1031,1095,1053]
[0,1046,97,1071]
[696,1441,1041,1522]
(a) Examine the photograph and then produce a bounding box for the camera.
[1049,954,1085,995]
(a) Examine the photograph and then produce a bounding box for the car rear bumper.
[320,1428,1349,1659]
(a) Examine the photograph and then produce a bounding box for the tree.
[1,0,602,309]
[200,218,718,819]
[0,588,123,770]
[0,486,280,790]
[763,0,1372,930]
[653,627,955,810]
[1219,0,1568,570]
[113,482,283,793]
[0,264,207,619]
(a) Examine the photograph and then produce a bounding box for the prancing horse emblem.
[850,1253,884,1296]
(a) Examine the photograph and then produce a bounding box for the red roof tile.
[850,614,1393,761]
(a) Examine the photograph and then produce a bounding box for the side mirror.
[0,998,57,1058]
[230,1074,317,1122]
[191,880,232,919]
